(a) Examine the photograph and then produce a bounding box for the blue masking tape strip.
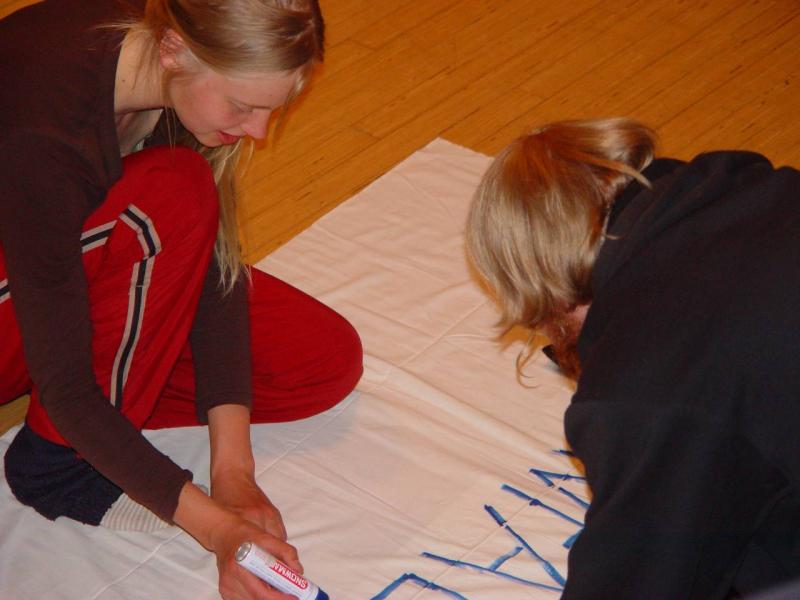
[371,573,470,600]
[484,504,506,526]
[489,546,524,571]
[563,531,582,550]
[422,552,564,592]
[502,484,584,527]
[529,468,587,488]
[502,523,567,587]
[557,486,590,509]
[552,449,576,457]
[486,504,567,587]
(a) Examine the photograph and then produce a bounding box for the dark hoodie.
[563,151,800,598]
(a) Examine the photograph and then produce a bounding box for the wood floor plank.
[482,1,736,149]
[0,396,28,437]
[660,14,800,159]
[0,0,28,18]
[322,0,417,47]
[589,1,782,116]
[355,0,600,140]
[350,0,464,50]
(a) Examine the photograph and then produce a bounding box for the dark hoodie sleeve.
[562,400,788,600]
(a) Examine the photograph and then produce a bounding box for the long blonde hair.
[124,0,325,290]
[466,118,656,333]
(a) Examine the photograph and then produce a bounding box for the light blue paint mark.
[422,552,563,592]
[371,573,470,600]
[502,484,584,527]
[488,546,524,570]
[530,468,587,488]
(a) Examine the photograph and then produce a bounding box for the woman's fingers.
[249,533,303,575]
[219,560,296,600]
[214,520,304,599]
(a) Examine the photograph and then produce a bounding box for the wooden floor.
[1,0,799,434]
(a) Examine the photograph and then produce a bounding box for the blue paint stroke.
[557,486,590,509]
[371,573,469,600]
[484,504,506,527]
[530,468,586,488]
[488,546,524,570]
[374,458,589,597]
[551,449,576,457]
[502,523,567,586]
[422,552,563,592]
[502,484,584,527]
[563,531,581,550]
[484,505,567,587]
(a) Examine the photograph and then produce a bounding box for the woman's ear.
[159,28,188,72]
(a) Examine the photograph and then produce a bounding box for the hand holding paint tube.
[235,542,330,600]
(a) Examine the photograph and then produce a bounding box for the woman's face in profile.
[166,66,298,147]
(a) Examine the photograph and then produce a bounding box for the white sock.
[99,484,208,532]
[99,493,172,532]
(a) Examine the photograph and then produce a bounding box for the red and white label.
[271,561,310,590]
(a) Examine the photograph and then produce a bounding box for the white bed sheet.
[0,139,585,599]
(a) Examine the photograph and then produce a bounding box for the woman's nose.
[241,109,272,140]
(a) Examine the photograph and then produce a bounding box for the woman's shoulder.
[664,149,800,186]
[0,0,139,186]
[0,0,127,122]
[1,0,142,29]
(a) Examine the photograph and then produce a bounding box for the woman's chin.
[187,130,226,148]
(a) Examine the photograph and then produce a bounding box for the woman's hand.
[196,404,301,598]
[175,482,303,600]
[212,470,287,541]
[212,509,299,600]
[206,404,289,541]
